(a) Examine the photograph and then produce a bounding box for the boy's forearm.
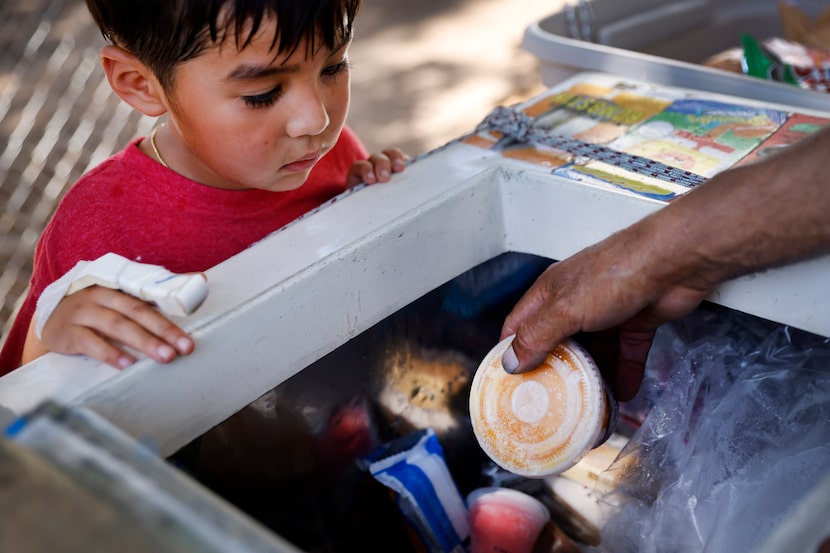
[21,317,49,367]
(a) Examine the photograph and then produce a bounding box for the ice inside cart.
[2,72,830,552]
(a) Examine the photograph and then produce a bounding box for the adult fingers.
[500,266,579,375]
[500,263,556,339]
[611,286,707,401]
[613,325,657,401]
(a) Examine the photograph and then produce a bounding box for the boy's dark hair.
[86,0,361,92]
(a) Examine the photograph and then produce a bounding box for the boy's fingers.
[382,148,409,172]
[47,305,183,367]
[91,309,181,363]
[59,327,138,370]
[41,314,138,369]
[347,160,375,186]
[366,153,392,181]
[103,290,193,354]
[347,149,408,188]
[43,287,193,366]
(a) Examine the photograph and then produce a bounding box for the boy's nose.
[286,86,330,138]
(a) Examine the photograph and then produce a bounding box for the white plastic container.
[522,0,830,111]
[469,336,616,478]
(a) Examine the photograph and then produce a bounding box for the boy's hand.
[346,148,409,188]
[27,286,194,369]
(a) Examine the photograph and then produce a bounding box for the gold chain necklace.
[149,123,169,168]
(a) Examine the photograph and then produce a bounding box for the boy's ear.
[100,45,168,117]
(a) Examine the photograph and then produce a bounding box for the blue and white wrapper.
[367,428,470,553]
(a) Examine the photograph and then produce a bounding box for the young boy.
[0,0,408,375]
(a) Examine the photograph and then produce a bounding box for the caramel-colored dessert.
[470,336,614,477]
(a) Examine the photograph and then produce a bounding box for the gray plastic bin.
[522,0,830,111]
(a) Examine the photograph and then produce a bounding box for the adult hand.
[500,123,830,402]
[346,148,409,188]
[500,224,710,401]
[23,285,194,369]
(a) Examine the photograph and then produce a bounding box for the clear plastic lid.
[469,335,614,478]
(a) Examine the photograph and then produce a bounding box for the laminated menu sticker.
[552,161,689,201]
[463,80,676,168]
[606,99,788,178]
[527,83,675,143]
[734,112,830,167]
[551,98,790,201]
[462,76,825,201]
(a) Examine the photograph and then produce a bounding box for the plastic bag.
[590,306,830,553]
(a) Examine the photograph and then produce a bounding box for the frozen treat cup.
[469,335,616,478]
[466,487,550,553]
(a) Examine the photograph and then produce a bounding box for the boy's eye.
[242,85,282,109]
[240,61,349,108]
[323,60,351,78]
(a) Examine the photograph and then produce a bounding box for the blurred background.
[0,0,563,346]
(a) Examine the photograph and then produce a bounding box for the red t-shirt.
[0,126,368,374]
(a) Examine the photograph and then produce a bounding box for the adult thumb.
[500,331,555,375]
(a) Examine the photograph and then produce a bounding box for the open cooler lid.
[0,71,828,457]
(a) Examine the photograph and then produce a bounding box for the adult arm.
[501,124,830,401]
